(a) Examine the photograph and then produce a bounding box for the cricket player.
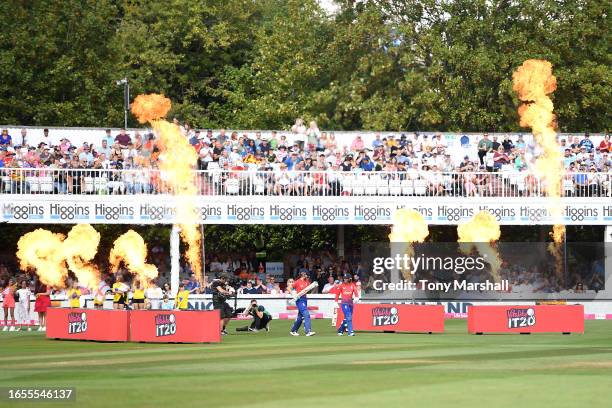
[289,271,316,336]
[336,274,359,336]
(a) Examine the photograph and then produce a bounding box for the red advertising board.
[467,305,584,334]
[336,303,444,333]
[129,310,221,343]
[46,308,130,341]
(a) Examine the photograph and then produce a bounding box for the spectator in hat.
[283,151,301,170]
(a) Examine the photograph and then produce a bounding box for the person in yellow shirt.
[67,281,82,308]
[131,280,145,310]
[174,283,189,311]
[112,276,129,310]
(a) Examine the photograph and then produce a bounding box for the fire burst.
[17,229,69,288]
[16,224,101,290]
[131,94,202,281]
[513,59,565,277]
[62,224,101,289]
[389,209,429,280]
[457,211,502,282]
[109,230,158,286]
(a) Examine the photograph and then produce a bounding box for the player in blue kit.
[289,271,317,337]
[336,274,360,336]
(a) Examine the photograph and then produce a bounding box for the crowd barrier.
[335,304,445,333]
[467,304,584,334]
[46,308,130,341]
[45,308,221,343]
[2,168,611,198]
[130,309,220,343]
[5,297,612,326]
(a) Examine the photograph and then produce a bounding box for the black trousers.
[251,314,272,330]
[478,150,486,165]
[237,314,272,331]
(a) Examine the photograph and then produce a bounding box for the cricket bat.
[331,304,338,326]
[292,281,318,300]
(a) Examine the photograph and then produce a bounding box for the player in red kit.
[336,274,360,336]
[289,271,316,336]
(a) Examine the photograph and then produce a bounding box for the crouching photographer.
[236,299,272,333]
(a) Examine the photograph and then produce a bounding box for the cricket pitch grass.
[1,319,611,408]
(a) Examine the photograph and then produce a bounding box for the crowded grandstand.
[1,126,610,197]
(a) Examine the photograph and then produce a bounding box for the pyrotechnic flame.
[389,209,429,279]
[109,230,158,286]
[131,94,172,124]
[62,224,100,290]
[16,229,69,288]
[513,59,565,276]
[131,94,202,281]
[457,211,502,282]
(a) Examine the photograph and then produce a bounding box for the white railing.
[0,168,610,198]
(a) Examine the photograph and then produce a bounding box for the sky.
[318,0,340,14]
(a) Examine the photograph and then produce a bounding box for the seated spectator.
[579,132,594,152]
[253,278,267,294]
[321,276,337,294]
[185,273,200,294]
[0,129,12,146]
[240,280,259,294]
[599,134,611,153]
[115,129,132,147]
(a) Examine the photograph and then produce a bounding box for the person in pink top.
[2,278,16,331]
[350,135,365,152]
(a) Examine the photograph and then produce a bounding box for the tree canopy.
[0,0,609,132]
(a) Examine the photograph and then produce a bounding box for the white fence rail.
[1,168,610,198]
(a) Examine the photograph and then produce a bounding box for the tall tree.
[0,0,121,126]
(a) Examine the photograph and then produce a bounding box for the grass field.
[1,319,612,408]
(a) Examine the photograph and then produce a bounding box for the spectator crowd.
[0,123,610,197]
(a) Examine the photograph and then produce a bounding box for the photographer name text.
[373,279,509,292]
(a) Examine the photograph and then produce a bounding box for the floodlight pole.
[116,78,130,129]
[123,79,129,129]
[170,224,180,296]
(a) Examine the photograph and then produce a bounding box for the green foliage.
[0,0,608,131]
[203,224,336,259]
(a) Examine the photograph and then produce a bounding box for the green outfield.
[1,319,612,408]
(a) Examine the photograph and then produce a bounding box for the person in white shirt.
[199,143,213,169]
[291,118,307,149]
[145,283,163,310]
[406,162,420,180]
[321,276,337,294]
[15,280,32,331]
[229,146,242,165]
[433,133,447,153]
